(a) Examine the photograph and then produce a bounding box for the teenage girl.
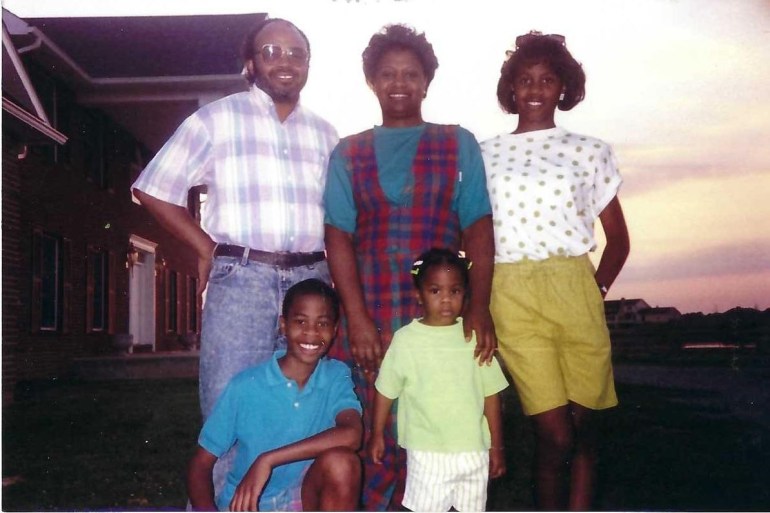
[367,248,508,511]
[480,31,630,510]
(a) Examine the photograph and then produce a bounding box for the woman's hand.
[464,303,497,365]
[348,316,383,375]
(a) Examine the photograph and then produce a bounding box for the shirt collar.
[265,349,327,392]
[249,84,303,122]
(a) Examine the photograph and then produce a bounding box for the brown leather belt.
[213,244,325,269]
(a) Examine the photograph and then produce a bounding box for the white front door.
[128,235,157,352]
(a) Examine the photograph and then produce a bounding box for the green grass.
[2,379,200,511]
[3,377,769,511]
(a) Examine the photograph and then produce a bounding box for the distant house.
[2,9,266,402]
[640,306,682,324]
[604,298,650,329]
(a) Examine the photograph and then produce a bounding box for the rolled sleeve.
[456,127,492,229]
[323,144,357,234]
[131,114,212,207]
[374,341,404,400]
[591,143,623,217]
[327,360,363,416]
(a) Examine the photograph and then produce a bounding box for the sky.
[4,0,769,314]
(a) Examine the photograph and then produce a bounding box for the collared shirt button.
[286,382,292,388]
[293,402,300,408]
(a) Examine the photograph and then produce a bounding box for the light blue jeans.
[199,255,330,505]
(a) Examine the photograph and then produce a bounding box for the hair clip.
[467,261,473,270]
[410,269,420,275]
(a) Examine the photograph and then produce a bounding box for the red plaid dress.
[328,124,462,510]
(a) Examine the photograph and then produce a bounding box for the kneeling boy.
[187,279,362,511]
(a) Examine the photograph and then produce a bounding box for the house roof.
[2,9,266,152]
[604,298,650,314]
[14,13,261,80]
[640,307,682,316]
[2,15,67,144]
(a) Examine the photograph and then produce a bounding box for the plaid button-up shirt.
[132,86,338,252]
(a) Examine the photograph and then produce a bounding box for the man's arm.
[187,446,218,511]
[595,196,630,297]
[461,214,497,364]
[229,408,362,511]
[133,189,215,294]
[324,224,383,373]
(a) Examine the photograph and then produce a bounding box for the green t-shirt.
[375,318,509,452]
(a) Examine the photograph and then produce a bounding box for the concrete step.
[70,351,199,380]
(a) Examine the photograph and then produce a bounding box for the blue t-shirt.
[198,351,361,510]
[324,124,492,233]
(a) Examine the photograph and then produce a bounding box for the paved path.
[614,362,770,428]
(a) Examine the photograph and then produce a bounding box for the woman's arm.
[461,215,497,364]
[324,224,383,372]
[595,196,630,297]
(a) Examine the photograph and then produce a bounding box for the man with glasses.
[132,17,338,502]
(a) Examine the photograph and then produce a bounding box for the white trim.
[2,97,68,144]
[2,23,49,122]
[129,234,158,253]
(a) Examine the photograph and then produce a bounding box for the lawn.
[3,374,769,511]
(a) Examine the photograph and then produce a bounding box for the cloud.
[620,239,770,282]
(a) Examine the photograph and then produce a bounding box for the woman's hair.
[411,248,470,290]
[362,23,439,86]
[241,18,311,85]
[282,278,340,322]
[496,32,586,114]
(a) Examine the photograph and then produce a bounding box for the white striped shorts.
[402,449,489,512]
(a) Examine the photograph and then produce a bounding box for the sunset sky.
[5,0,769,314]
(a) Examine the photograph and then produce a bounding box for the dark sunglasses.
[257,44,309,65]
[515,31,566,49]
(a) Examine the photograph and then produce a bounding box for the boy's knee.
[316,447,361,483]
[303,448,361,510]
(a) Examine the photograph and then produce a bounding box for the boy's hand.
[489,447,506,479]
[367,434,386,465]
[229,455,272,511]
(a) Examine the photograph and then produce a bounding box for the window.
[188,185,207,223]
[187,276,199,333]
[86,248,112,332]
[39,234,59,330]
[82,110,107,188]
[31,230,71,332]
[28,67,71,165]
[166,270,178,333]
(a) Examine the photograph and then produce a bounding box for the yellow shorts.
[491,255,617,416]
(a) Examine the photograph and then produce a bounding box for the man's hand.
[229,455,273,511]
[463,303,497,365]
[197,254,213,296]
